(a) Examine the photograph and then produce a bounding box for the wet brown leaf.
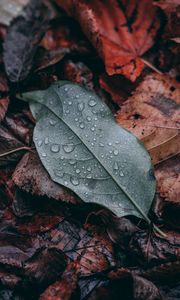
[40,262,79,300]
[12,152,79,204]
[116,73,180,165]
[0,73,9,123]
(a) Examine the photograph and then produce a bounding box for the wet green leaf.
[20,82,156,221]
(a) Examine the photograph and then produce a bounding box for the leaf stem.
[153,224,167,238]
[0,146,34,158]
[142,58,163,75]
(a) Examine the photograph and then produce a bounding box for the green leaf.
[21,82,156,222]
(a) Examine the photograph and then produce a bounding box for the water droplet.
[68,101,72,105]
[78,103,85,112]
[49,119,56,126]
[115,141,119,144]
[65,110,70,114]
[91,127,95,132]
[69,159,76,165]
[108,142,112,146]
[44,137,49,145]
[55,170,64,178]
[75,118,78,122]
[41,152,47,157]
[109,150,112,154]
[94,117,98,121]
[75,95,80,99]
[119,171,124,177]
[87,116,91,122]
[101,155,104,158]
[70,177,79,186]
[86,174,92,179]
[37,140,42,147]
[114,150,119,156]
[63,144,75,153]
[64,87,68,92]
[99,143,104,147]
[51,144,60,153]
[91,143,94,146]
[76,169,80,174]
[64,181,68,185]
[61,156,64,160]
[87,166,91,172]
[88,99,97,107]
[113,162,119,170]
[79,123,85,129]
[34,137,38,141]
[93,138,96,141]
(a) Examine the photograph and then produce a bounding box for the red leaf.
[56,0,160,81]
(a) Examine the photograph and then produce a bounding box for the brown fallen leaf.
[129,229,180,267]
[24,247,67,291]
[155,155,180,204]
[12,152,79,204]
[40,262,79,300]
[116,73,180,165]
[0,73,9,123]
[55,0,161,81]
[153,0,180,42]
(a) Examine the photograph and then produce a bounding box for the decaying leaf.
[40,262,79,300]
[56,0,160,81]
[155,155,180,204]
[0,73,9,122]
[12,152,79,204]
[116,73,180,165]
[3,0,50,82]
[20,82,155,223]
[153,0,180,42]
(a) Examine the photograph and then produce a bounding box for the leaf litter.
[0,0,180,299]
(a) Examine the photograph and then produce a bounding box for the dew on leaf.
[87,116,91,122]
[69,159,76,165]
[51,144,60,153]
[113,162,119,170]
[44,137,49,145]
[37,140,42,147]
[86,174,92,179]
[119,171,124,177]
[49,119,56,126]
[79,123,85,129]
[63,144,75,153]
[88,99,97,107]
[41,152,47,157]
[76,169,80,174]
[78,103,85,112]
[70,177,79,186]
[114,150,119,155]
[54,170,64,178]
[99,143,104,147]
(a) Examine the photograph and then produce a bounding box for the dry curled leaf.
[56,0,160,81]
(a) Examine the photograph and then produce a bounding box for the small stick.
[0,146,34,158]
